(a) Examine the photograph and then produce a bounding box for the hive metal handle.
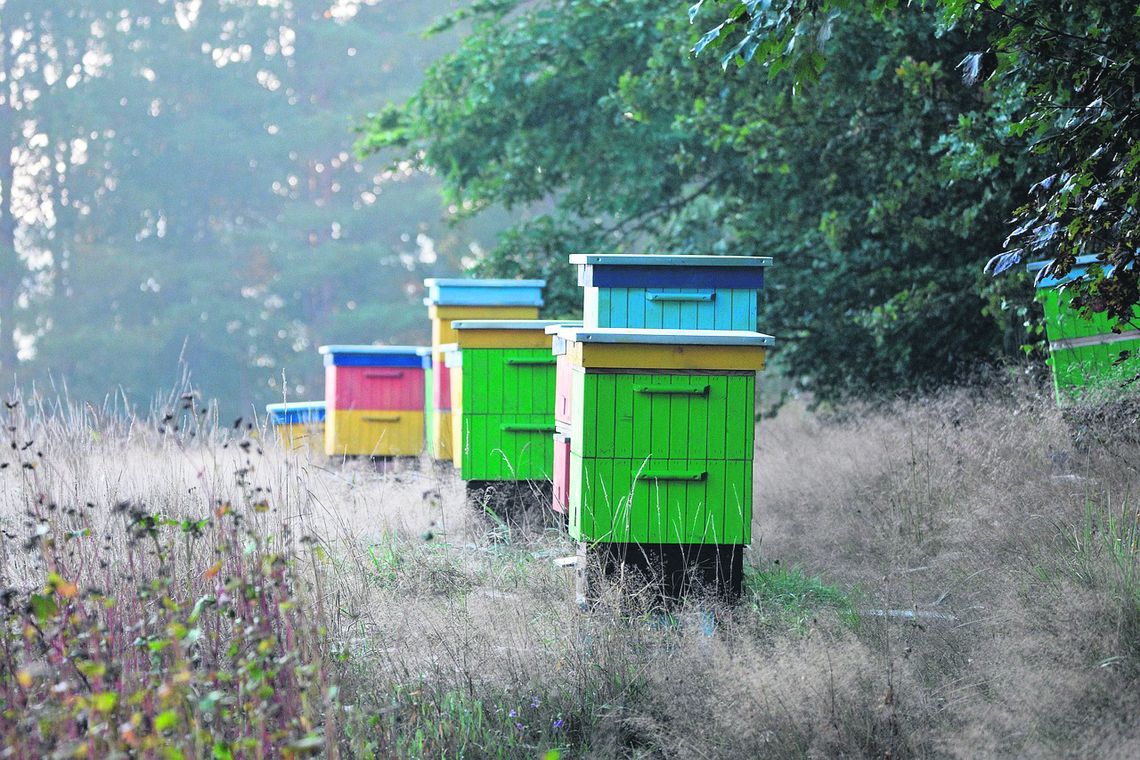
[633,384,709,396]
[641,469,707,482]
[505,358,557,366]
[363,415,402,423]
[500,423,557,433]
[364,370,405,378]
[645,291,715,302]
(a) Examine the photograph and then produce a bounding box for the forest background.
[4,0,1137,415]
[0,0,510,416]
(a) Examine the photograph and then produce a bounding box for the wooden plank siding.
[325,410,425,457]
[588,287,758,331]
[457,347,559,481]
[1037,287,1140,400]
[568,370,755,545]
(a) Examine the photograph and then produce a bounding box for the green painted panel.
[724,460,747,545]
[462,412,555,481]
[462,348,555,416]
[1050,338,1140,399]
[706,376,727,460]
[570,369,757,545]
[610,458,634,543]
[592,458,615,541]
[595,373,617,458]
[1039,288,1122,341]
[631,375,653,462]
[725,375,749,460]
[572,456,752,545]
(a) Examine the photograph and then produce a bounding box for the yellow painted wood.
[431,306,539,349]
[275,423,324,451]
[431,411,454,460]
[454,329,553,350]
[428,304,539,321]
[326,410,425,457]
[450,365,463,468]
[569,342,767,371]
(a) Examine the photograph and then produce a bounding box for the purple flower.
[515,722,524,731]
[531,697,540,709]
[508,709,517,718]
[553,718,564,730]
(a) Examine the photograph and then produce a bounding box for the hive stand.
[319,345,429,458]
[423,278,545,463]
[265,401,325,451]
[1028,256,1140,403]
[559,327,774,603]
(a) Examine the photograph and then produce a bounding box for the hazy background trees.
[1,0,502,415]
[7,0,1134,414]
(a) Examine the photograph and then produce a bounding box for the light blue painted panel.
[427,284,545,307]
[591,287,757,330]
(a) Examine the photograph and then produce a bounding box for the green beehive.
[564,328,773,544]
[450,320,568,482]
[1029,256,1140,402]
[562,327,773,600]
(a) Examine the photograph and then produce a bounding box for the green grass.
[744,563,859,632]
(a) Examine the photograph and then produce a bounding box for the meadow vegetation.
[0,379,1137,757]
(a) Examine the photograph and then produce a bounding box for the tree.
[360,0,1039,401]
[4,1,507,415]
[0,0,128,376]
[693,0,1140,336]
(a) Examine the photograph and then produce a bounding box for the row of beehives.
[268,254,775,598]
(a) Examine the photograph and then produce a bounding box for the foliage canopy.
[361,0,1053,401]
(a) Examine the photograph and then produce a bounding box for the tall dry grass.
[0,379,1136,757]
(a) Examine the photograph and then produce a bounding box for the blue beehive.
[265,401,326,450]
[570,254,772,331]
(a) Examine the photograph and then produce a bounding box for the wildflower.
[553,718,564,730]
[508,708,517,718]
[531,697,540,709]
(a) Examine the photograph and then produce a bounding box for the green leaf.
[155,710,179,732]
[93,692,118,713]
[28,593,58,622]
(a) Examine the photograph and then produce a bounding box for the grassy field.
[0,382,1137,758]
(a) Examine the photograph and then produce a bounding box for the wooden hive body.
[320,346,429,457]
[450,320,567,481]
[560,329,772,545]
[422,279,545,462]
[1029,257,1140,402]
[265,401,325,450]
[572,254,771,332]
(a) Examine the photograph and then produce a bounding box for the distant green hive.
[1029,256,1140,403]
[448,320,571,481]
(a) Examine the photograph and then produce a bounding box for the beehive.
[561,328,773,546]
[423,278,545,461]
[265,401,325,450]
[449,319,569,482]
[319,345,429,457]
[553,255,773,518]
[571,254,771,331]
[1028,256,1140,401]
